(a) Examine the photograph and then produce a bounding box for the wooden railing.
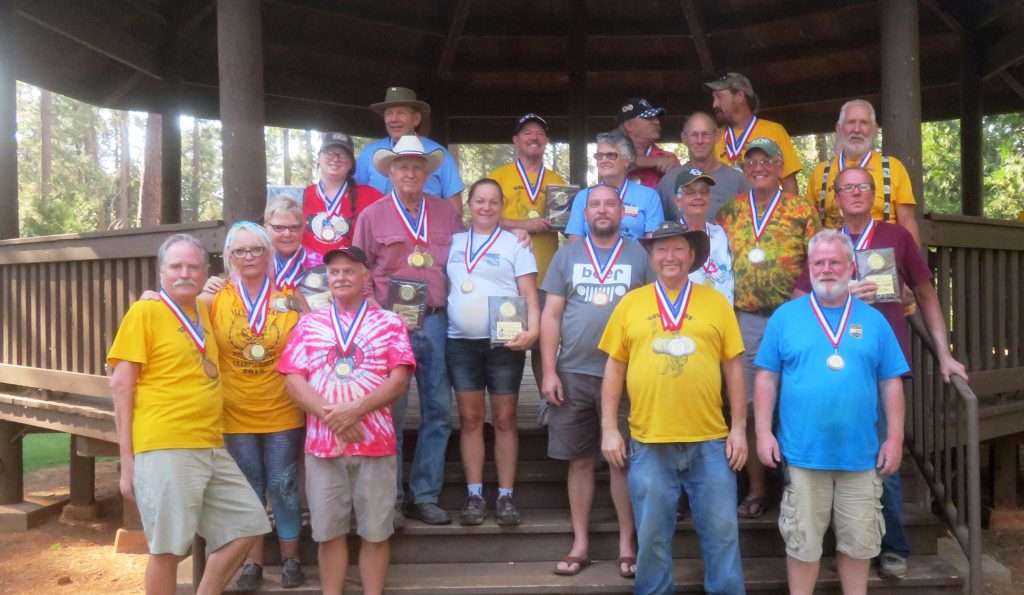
[0,222,226,398]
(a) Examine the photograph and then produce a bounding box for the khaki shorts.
[305,454,396,543]
[546,372,629,461]
[133,448,271,556]
[779,466,885,562]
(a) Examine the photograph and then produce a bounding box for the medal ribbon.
[317,180,349,218]
[617,180,628,201]
[331,299,368,356]
[158,288,206,354]
[838,150,872,172]
[808,291,853,351]
[654,279,693,332]
[644,145,653,157]
[274,248,306,289]
[239,276,272,336]
[390,192,429,245]
[465,226,502,275]
[514,159,545,205]
[583,235,624,284]
[747,188,783,242]
[842,219,877,252]
[724,116,759,161]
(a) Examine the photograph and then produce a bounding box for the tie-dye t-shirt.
[276,303,415,458]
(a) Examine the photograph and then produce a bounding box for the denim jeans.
[223,427,304,541]
[877,400,910,557]
[629,439,745,595]
[391,311,453,505]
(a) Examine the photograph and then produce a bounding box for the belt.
[424,306,446,316]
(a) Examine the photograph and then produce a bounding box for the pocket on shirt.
[376,234,409,272]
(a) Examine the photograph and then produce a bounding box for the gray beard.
[811,278,850,302]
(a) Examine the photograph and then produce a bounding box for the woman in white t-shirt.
[445,178,540,528]
[673,168,735,304]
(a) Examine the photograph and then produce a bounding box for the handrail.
[907,313,982,595]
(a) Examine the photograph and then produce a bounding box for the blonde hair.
[223,221,272,276]
[264,194,304,224]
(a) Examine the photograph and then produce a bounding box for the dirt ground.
[0,463,1021,594]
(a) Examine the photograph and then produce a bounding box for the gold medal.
[399,284,416,301]
[245,343,266,361]
[305,274,324,289]
[499,301,517,317]
[272,296,291,312]
[202,357,219,379]
[592,292,610,307]
[423,252,434,267]
[827,353,845,371]
[528,209,540,219]
[867,253,885,271]
[335,359,352,377]
[651,338,668,354]
[408,252,426,268]
[461,279,475,294]
[320,224,337,241]
[748,247,766,264]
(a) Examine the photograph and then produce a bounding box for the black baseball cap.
[515,113,549,134]
[323,246,368,267]
[617,97,666,124]
[319,131,355,155]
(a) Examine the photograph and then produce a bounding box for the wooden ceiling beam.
[997,71,1024,102]
[436,0,474,81]
[265,0,446,38]
[14,0,163,79]
[680,0,715,75]
[975,0,1023,29]
[983,29,1024,80]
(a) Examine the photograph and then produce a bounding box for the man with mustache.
[793,166,967,580]
[618,97,679,188]
[807,99,921,244]
[107,234,271,595]
[754,229,908,595]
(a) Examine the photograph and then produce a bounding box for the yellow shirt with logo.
[211,282,304,434]
[806,152,916,229]
[106,300,223,454]
[714,118,803,180]
[489,162,568,283]
[599,283,744,443]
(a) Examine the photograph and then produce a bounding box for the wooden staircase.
[175,408,965,593]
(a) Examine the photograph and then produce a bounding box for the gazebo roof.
[11,0,1024,141]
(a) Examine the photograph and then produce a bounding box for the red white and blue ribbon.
[317,180,348,218]
[842,218,877,252]
[239,276,271,336]
[514,159,545,205]
[390,192,428,245]
[274,248,306,289]
[747,188,782,242]
[655,279,693,332]
[838,150,872,172]
[465,226,502,275]
[644,145,654,157]
[616,180,628,201]
[331,299,368,356]
[724,116,759,161]
[584,235,624,284]
[159,288,207,354]
[809,291,853,351]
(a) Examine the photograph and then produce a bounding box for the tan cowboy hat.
[370,87,432,117]
[372,135,444,177]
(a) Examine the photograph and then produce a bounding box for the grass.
[23,432,70,474]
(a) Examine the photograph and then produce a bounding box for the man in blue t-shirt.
[753,229,908,595]
[354,87,465,208]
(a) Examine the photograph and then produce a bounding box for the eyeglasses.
[686,131,714,140]
[593,151,620,161]
[268,224,303,234]
[835,183,872,193]
[230,246,267,259]
[743,158,776,169]
[321,150,350,162]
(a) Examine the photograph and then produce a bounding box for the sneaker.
[234,561,263,591]
[495,494,521,527]
[407,502,452,525]
[460,494,486,526]
[878,551,908,579]
[279,557,304,588]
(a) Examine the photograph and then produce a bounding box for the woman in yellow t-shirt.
[208,221,305,590]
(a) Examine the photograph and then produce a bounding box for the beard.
[837,134,873,156]
[811,278,850,301]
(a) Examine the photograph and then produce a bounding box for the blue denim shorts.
[445,338,526,394]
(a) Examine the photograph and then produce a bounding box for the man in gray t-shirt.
[539,184,653,577]
[656,111,749,221]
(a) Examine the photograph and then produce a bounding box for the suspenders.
[819,155,892,224]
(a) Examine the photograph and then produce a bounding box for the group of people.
[107,74,968,595]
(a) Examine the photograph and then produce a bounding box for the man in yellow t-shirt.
[705,72,803,195]
[107,234,270,595]
[599,220,748,594]
[806,99,921,244]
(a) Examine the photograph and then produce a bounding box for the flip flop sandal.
[737,495,768,518]
[618,556,637,579]
[552,556,592,576]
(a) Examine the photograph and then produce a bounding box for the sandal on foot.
[552,556,591,576]
[618,556,637,579]
[737,495,768,518]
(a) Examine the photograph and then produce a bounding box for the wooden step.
[176,555,962,594]
[260,506,944,565]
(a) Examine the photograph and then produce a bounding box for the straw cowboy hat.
[370,87,431,117]
[372,135,444,177]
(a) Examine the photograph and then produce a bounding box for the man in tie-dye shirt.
[279,246,415,595]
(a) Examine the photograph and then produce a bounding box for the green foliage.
[23,433,70,474]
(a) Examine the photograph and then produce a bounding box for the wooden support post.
[0,421,23,505]
[160,111,183,224]
[430,83,450,147]
[960,32,984,216]
[567,1,588,187]
[880,0,923,221]
[0,0,18,240]
[989,436,1022,529]
[217,0,268,224]
[62,436,97,521]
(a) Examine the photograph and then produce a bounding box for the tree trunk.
[188,119,201,222]
[115,111,131,229]
[138,113,162,227]
[282,128,291,185]
[39,90,52,202]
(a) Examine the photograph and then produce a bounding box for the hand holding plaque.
[298,265,332,310]
[389,278,427,331]
[543,185,579,231]
[855,248,900,303]
[489,296,527,347]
